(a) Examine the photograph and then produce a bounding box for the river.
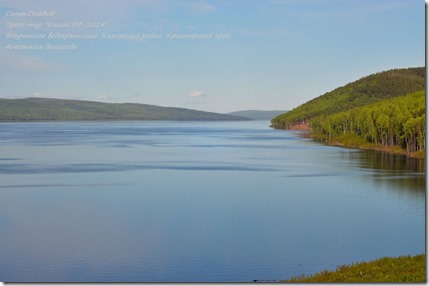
[0,121,425,282]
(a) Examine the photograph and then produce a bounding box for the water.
[0,121,425,282]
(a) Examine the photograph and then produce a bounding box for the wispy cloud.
[188,2,217,14]
[0,0,167,29]
[0,50,65,72]
[0,0,165,15]
[96,94,109,101]
[188,90,206,97]
[366,1,413,13]
[31,91,56,98]
[270,0,413,17]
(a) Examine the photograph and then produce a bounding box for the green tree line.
[310,91,425,153]
[272,67,425,129]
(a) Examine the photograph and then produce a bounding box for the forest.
[271,67,425,156]
[271,67,425,129]
[310,91,425,154]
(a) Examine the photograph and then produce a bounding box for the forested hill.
[271,67,425,129]
[312,91,425,155]
[0,97,249,121]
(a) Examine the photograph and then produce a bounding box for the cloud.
[270,0,412,14]
[189,2,217,14]
[96,94,109,101]
[188,90,206,97]
[0,0,167,35]
[0,0,165,18]
[271,0,333,5]
[366,1,412,13]
[31,92,57,98]
[0,50,65,72]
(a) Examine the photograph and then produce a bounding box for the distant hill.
[272,67,425,129]
[227,110,288,120]
[0,97,249,121]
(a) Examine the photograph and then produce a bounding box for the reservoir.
[0,121,425,282]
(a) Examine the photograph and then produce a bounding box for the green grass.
[282,254,426,283]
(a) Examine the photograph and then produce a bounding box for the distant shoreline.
[0,118,250,123]
[0,97,250,122]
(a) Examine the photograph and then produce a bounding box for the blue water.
[0,121,425,282]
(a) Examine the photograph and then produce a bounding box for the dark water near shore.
[0,121,425,282]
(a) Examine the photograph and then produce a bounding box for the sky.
[0,0,425,113]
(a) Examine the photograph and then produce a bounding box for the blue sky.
[0,0,425,113]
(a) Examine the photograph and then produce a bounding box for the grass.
[282,254,426,283]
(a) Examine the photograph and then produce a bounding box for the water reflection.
[344,150,425,191]
[354,150,425,173]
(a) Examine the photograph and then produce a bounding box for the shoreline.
[312,133,424,159]
[278,123,425,159]
[322,137,425,159]
[281,253,425,283]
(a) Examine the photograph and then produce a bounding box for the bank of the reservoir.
[276,122,425,159]
[313,131,424,159]
[281,253,425,283]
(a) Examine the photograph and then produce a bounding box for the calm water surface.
[0,121,425,282]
